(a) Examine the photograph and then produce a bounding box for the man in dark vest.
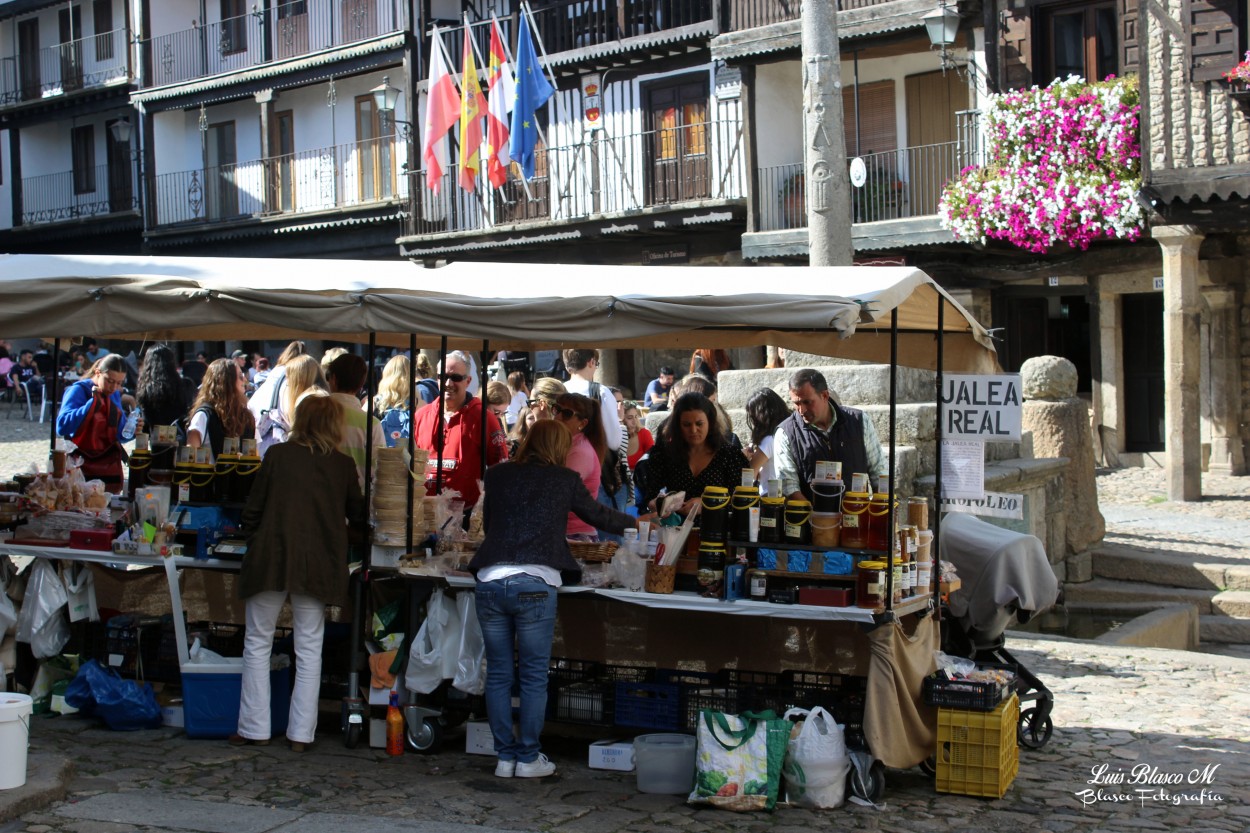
[775,368,886,501]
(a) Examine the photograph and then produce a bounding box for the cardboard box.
[798,586,853,607]
[465,719,495,756]
[588,740,635,771]
[161,704,185,728]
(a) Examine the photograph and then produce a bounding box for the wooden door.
[59,7,84,92]
[275,1,309,59]
[271,110,296,212]
[206,121,239,219]
[106,118,133,213]
[18,19,40,100]
[355,95,393,202]
[1000,297,1049,374]
[1122,293,1165,452]
[647,80,709,205]
[340,0,378,43]
[905,70,968,216]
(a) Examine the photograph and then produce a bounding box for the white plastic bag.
[15,560,70,659]
[782,707,851,809]
[451,592,485,695]
[0,579,16,644]
[62,563,99,623]
[404,588,461,694]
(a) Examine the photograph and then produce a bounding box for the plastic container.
[810,479,844,514]
[730,486,760,541]
[856,560,887,609]
[0,693,32,790]
[783,498,812,545]
[936,694,1020,798]
[634,732,697,794]
[696,542,726,598]
[840,491,871,548]
[699,486,730,543]
[866,493,897,551]
[758,496,784,543]
[182,664,290,739]
[231,454,262,503]
[214,453,239,503]
[810,512,841,550]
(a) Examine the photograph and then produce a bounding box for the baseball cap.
[231,349,247,359]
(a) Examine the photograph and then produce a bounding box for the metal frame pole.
[933,299,946,611]
[435,336,447,494]
[886,308,897,612]
[406,333,416,553]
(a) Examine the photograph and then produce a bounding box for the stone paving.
[3,418,1250,831]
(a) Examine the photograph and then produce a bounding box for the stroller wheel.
[406,716,444,754]
[1018,707,1053,749]
[848,759,886,803]
[918,755,937,778]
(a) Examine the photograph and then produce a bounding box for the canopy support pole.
[933,299,945,615]
[886,308,897,613]
[435,336,448,494]
[406,334,417,554]
[364,333,377,567]
[479,341,490,482]
[48,340,60,451]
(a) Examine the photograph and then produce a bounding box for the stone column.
[1095,290,1122,467]
[1152,225,1204,501]
[595,348,619,387]
[1202,284,1245,474]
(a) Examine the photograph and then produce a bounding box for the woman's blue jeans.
[474,575,557,764]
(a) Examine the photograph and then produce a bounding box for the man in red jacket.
[412,350,508,507]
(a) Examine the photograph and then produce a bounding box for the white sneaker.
[515,754,556,778]
[494,759,516,778]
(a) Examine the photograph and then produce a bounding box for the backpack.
[416,378,439,405]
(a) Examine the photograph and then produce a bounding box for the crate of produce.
[936,694,1020,798]
[923,663,1015,712]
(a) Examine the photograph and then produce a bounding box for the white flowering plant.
[938,75,1143,253]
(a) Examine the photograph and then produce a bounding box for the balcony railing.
[147,0,401,87]
[407,120,743,238]
[758,111,982,231]
[150,136,406,227]
[0,27,131,107]
[20,160,139,226]
[726,0,898,32]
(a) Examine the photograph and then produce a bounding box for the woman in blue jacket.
[56,354,138,492]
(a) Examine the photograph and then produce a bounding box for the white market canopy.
[0,255,999,372]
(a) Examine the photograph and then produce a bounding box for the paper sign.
[940,439,984,500]
[941,374,1022,440]
[942,491,1025,520]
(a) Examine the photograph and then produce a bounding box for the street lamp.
[109,116,133,144]
[923,1,961,71]
[370,74,412,140]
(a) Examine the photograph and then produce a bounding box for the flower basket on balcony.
[1224,52,1250,108]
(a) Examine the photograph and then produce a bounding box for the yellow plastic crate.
[936,693,1019,798]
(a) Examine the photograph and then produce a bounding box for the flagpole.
[491,13,535,204]
[520,0,558,163]
[456,14,491,218]
[463,12,488,198]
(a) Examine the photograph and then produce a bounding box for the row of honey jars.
[171,439,260,504]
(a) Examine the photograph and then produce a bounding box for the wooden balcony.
[17,160,139,227]
[404,120,745,240]
[149,137,406,227]
[0,27,132,109]
[145,0,402,88]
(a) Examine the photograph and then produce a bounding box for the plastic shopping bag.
[64,658,162,731]
[62,562,99,623]
[451,592,485,695]
[782,707,851,808]
[14,559,70,659]
[688,710,790,812]
[0,578,16,643]
[404,588,461,693]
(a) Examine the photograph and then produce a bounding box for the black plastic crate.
[97,614,163,680]
[682,683,743,731]
[547,657,605,722]
[922,675,1010,711]
[722,668,783,689]
[555,681,613,725]
[614,680,681,730]
[783,670,867,747]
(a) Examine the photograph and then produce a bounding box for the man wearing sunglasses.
[412,350,508,508]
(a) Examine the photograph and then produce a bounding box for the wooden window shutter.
[842,80,897,158]
[1189,0,1243,82]
[1121,0,1139,73]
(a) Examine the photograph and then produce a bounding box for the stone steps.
[1063,578,1250,644]
[1092,542,1250,591]
[716,364,936,409]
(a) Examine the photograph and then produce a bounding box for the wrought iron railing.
[757,110,983,231]
[725,0,899,31]
[147,0,402,87]
[0,27,131,107]
[20,160,139,226]
[407,120,743,237]
[150,136,406,227]
[526,0,713,53]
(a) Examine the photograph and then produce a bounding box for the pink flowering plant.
[939,75,1143,253]
[1224,50,1250,86]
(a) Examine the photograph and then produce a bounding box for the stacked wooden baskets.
[372,446,436,546]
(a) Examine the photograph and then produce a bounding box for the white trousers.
[238,591,325,744]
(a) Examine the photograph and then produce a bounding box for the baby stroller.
[938,513,1059,748]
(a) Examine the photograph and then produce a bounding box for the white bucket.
[0,693,32,790]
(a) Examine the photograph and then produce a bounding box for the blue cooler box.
[182,660,290,739]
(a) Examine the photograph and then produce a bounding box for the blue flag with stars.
[509,14,555,181]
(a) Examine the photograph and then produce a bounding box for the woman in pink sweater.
[553,393,607,539]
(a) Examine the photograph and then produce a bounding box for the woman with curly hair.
[188,358,255,460]
[373,354,411,447]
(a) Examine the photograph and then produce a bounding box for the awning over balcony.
[0,254,997,371]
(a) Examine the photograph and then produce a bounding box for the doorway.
[106,118,134,213]
[1122,292,1164,452]
[59,6,84,92]
[646,78,709,205]
[205,121,239,220]
[998,292,1093,393]
[905,69,968,216]
[18,18,40,100]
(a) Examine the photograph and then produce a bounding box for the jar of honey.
[856,560,886,609]
[841,491,871,548]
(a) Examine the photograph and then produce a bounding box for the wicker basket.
[567,540,619,562]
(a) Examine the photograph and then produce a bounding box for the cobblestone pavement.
[3,421,1250,831]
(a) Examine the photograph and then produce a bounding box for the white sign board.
[941,374,1022,440]
[849,158,866,188]
[939,439,985,500]
[942,491,1025,520]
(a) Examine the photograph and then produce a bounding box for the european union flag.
[509,14,555,182]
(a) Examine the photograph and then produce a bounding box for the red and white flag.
[421,25,461,192]
[484,16,515,188]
